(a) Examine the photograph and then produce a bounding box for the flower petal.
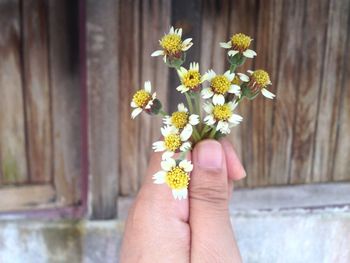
[213,94,225,105]
[180,142,192,152]
[172,189,188,200]
[204,115,216,125]
[152,171,166,184]
[151,50,164,57]
[229,84,241,95]
[152,141,166,152]
[161,158,176,171]
[228,114,243,124]
[203,103,214,114]
[243,49,257,58]
[238,73,249,82]
[176,85,189,93]
[219,41,232,49]
[180,125,193,141]
[228,50,239,57]
[224,70,235,81]
[162,151,174,160]
[179,160,193,172]
[206,69,216,80]
[177,103,187,112]
[201,88,214,99]
[261,88,276,99]
[189,114,200,125]
[130,100,137,107]
[131,108,142,119]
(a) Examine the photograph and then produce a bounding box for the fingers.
[189,140,242,262]
[120,151,190,262]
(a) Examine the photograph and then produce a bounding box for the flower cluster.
[131,27,275,200]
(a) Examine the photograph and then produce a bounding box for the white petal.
[163,55,167,63]
[189,114,199,125]
[162,151,174,160]
[180,125,193,141]
[261,88,276,99]
[229,84,241,95]
[228,114,243,124]
[182,42,193,51]
[177,28,183,37]
[152,141,166,152]
[176,85,189,93]
[228,50,239,57]
[151,50,164,57]
[220,41,232,49]
[201,88,214,99]
[227,101,238,110]
[179,160,193,172]
[224,70,235,81]
[178,67,187,78]
[203,103,214,114]
[163,116,171,125]
[131,108,142,119]
[180,142,192,152]
[130,101,137,107]
[206,69,216,80]
[177,103,187,112]
[172,189,188,200]
[204,115,216,125]
[169,26,175,34]
[243,49,257,58]
[247,70,254,75]
[153,171,166,184]
[238,73,249,82]
[201,73,209,82]
[161,158,176,171]
[213,94,225,105]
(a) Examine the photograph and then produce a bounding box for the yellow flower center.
[231,75,241,85]
[251,70,270,88]
[160,34,182,54]
[211,75,231,94]
[164,134,182,151]
[213,104,232,121]
[166,166,190,190]
[133,90,152,108]
[231,33,252,52]
[171,111,189,129]
[182,70,201,89]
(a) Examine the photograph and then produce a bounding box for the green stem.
[194,92,201,118]
[208,127,217,139]
[185,93,194,114]
[229,63,237,73]
[200,125,211,137]
[192,127,201,142]
[159,109,167,117]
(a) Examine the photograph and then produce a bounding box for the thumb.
[189,140,241,262]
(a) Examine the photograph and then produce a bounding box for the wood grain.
[87,0,119,219]
[0,0,28,184]
[48,0,81,205]
[21,0,52,183]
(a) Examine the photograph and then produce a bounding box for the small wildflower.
[130,81,157,119]
[177,62,208,93]
[220,33,257,59]
[152,126,192,159]
[204,101,243,134]
[201,70,240,105]
[153,158,193,200]
[151,27,193,63]
[163,103,199,140]
[240,70,275,99]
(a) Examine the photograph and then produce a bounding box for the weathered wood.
[48,0,81,205]
[87,0,119,219]
[21,0,52,183]
[138,0,171,190]
[313,0,350,182]
[0,0,28,184]
[289,0,329,184]
[0,185,55,212]
[118,0,141,195]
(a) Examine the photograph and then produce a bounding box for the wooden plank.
[138,0,171,191]
[168,0,202,111]
[48,0,81,205]
[0,0,28,184]
[226,0,258,188]
[87,0,119,219]
[118,0,141,195]
[21,0,52,183]
[333,1,350,181]
[266,0,305,186]
[289,0,329,184]
[313,0,350,182]
[0,185,55,212]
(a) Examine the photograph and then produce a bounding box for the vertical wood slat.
[48,0,81,205]
[87,0,119,219]
[118,0,141,195]
[312,0,350,182]
[0,0,28,184]
[138,0,171,190]
[21,0,52,183]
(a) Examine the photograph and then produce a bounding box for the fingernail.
[197,140,223,169]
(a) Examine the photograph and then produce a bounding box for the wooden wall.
[117,0,350,194]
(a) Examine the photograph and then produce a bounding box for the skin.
[120,139,245,262]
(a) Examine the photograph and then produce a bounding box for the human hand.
[120,139,245,262]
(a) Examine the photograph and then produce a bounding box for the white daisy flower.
[201,70,240,105]
[152,126,192,159]
[220,33,257,59]
[163,103,199,140]
[203,101,243,134]
[241,69,275,99]
[176,62,209,93]
[130,81,157,119]
[151,26,193,63]
[153,158,193,200]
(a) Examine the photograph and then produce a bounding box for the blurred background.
[0,0,349,262]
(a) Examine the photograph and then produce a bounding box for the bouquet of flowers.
[130,27,275,200]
